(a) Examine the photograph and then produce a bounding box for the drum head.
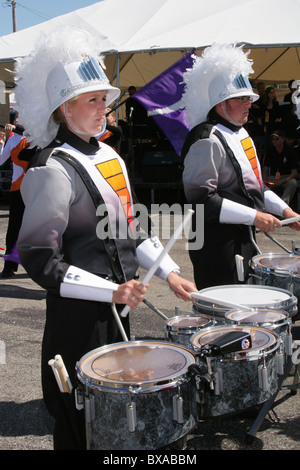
[191,325,278,358]
[252,253,300,275]
[225,308,287,326]
[193,284,293,312]
[166,314,212,332]
[77,340,196,387]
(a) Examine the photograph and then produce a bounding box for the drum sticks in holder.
[48,354,73,394]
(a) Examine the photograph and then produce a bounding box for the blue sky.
[0,1,102,36]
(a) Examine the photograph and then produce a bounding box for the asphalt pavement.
[0,197,300,453]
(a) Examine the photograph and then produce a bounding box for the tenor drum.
[191,325,280,418]
[76,340,198,450]
[165,314,214,348]
[192,284,297,323]
[225,309,291,337]
[250,253,300,313]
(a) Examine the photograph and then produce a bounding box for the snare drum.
[250,253,300,312]
[165,314,214,348]
[191,325,280,418]
[76,340,197,450]
[192,284,297,323]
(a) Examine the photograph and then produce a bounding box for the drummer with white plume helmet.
[182,43,300,290]
[15,27,196,449]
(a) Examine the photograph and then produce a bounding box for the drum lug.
[85,395,95,424]
[258,354,269,392]
[75,387,84,411]
[173,393,184,424]
[276,343,285,376]
[285,330,293,357]
[126,401,137,433]
[214,368,223,396]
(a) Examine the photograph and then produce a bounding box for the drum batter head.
[193,284,295,312]
[191,325,279,359]
[166,314,213,332]
[225,308,287,325]
[77,340,196,388]
[252,253,300,275]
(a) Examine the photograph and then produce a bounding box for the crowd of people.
[0,29,300,450]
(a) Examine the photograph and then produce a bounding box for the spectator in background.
[284,79,296,104]
[0,122,25,278]
[260,86,282,136]
[263,129,298,205]
[98,107,122,154]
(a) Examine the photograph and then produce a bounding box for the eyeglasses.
[231,96,254,103]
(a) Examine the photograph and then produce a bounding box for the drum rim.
[165,313,214,333]
[251,252,300,277]
[193,284,297,312]
[190,324,280,361]
[76,339,196,391]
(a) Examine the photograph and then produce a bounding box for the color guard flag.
[133,51,197,156]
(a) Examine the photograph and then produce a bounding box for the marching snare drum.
[250,253,300,312]
[165,314,214,348]
[76,340,198,450]
[192,284,297,323]
[191,325,280,418]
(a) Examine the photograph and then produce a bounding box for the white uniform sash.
[53,143,135,236]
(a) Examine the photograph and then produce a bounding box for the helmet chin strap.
[62,102,107,138]
[221,101,239,126]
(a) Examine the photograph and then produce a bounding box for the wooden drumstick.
[53,355,73,394]
[120,209,194,318]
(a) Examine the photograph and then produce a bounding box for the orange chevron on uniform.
[241,137,261,187]
[96,158,134,231]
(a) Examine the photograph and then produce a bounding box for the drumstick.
[120,209,194,318]
[280,216,300,226]
[190,292,253,312]
[53,355,73,394]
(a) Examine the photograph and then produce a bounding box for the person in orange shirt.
[0,134,29,277]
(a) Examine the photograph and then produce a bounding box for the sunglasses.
[231,96,254,103]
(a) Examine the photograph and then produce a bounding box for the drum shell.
[191,325,280,418]
[76,340,198,450]
[192,284,298,323]
[250,253,300,313]
[164,314,215,348]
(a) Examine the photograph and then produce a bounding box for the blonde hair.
[51,96,78,125]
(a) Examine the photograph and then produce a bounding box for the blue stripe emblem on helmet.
[78,57,107,82]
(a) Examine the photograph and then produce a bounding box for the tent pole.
[254,47,290,80]
[116,53,120,122]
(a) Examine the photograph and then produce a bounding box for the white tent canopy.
[0,0,300,90]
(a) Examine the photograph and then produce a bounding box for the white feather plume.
[182,43,254,128]
[14,27,107,148]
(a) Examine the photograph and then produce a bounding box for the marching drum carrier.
[191,325,281,418]
[192,284,298,323]
[75,340,198,450]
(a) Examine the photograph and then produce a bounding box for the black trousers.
[189,223,257,290]
[4,190,24,270]
[42,293,130,450]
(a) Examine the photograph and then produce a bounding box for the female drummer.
[15,27,196,450]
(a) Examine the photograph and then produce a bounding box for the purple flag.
[133,51,197,156]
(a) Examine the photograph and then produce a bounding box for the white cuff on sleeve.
[264,189,289,216]
[60,265,118,303]
[220,198,257,225]
[136,237,180,281]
